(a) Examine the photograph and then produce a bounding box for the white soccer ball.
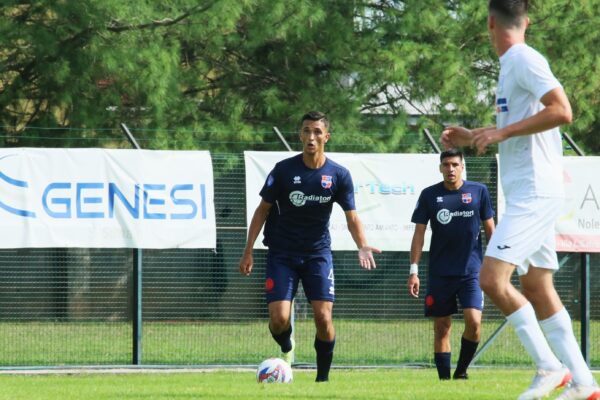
[256,357,293,383]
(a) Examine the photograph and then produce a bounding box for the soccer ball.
[256,357,293,383]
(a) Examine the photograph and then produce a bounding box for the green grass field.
[0,368,583,400]
[0,319,598,367]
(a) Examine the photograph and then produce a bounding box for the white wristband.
[409,263,418,275]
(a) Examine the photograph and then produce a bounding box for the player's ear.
[487,15,494,30]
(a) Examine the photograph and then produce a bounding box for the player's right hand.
[407,274,420,298]
[239,253,253,276]
[440,126,473,149]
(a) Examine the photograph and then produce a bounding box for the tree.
[1,1,598,154]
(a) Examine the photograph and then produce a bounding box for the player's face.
[300,119,330,155]
[439,156,464,185]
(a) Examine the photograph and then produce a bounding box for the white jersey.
[496,43,564,200]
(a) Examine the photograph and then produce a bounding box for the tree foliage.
[1,1,598,153]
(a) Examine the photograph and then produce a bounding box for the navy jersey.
[411,180,494,276]
[260,154,355,254]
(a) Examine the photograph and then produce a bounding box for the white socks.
[540,307,595,386]
[507,302,562,371]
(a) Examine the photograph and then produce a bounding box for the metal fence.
[0,128,597,368]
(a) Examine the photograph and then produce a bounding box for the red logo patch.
[265,278,274,291]
[425,295,434,307]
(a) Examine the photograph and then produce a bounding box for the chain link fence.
[0,127,597,368]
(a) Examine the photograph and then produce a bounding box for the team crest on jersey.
[321,175,332,189]
[462,193,472,204]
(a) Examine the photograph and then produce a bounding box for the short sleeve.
[515,51,561,101]
[411,191,429,225]
[259,166,279,204]
[335,169,356,211]
[479,185,495,221]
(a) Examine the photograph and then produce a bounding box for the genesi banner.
[0,148,216,248]
[497,156,600,253]
[244,152,449,251]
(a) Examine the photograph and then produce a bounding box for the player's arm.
[482,217,495,242]
[472,87,572,154]
[344,209,382,270]
[239,199,272,276]
[407,223,426,298]
[440,125,496,149]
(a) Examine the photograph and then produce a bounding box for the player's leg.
[453,275,483,379]
[268,300,294,351]
[480,258,565,363]
[433,316,452,380]
[522,265,598,391]
[312,300,335,382]
[426,276,458,380]
[453,308,480,379]
[265,251,299,356]
[482,199,569,399]
[301,252,336,382]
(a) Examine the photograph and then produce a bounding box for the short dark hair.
[300,111,330,131]
[440,149,463,163]
[489,0,528,28]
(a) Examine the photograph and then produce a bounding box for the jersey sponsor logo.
[436,196,443,203]
[462,193,472,204]
[293,176,301,184]
[321,175,332,189]
[496,97,508,113]
[436,208,475,224]
[289,190,332,207]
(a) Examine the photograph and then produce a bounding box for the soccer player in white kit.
[441,1,600,399]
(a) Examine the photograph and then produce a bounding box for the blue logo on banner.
[0,155,207,220]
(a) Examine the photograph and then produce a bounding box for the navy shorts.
[424,274,483,317]
[265,250,334,303]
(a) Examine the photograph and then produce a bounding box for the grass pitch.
[0,368,553,400]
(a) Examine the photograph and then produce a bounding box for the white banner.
[244,152,451,251]
[0,148,216,249]
[497,156,600,253]
[557,157,600,252]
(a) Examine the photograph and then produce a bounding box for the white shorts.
[486,197,563,276]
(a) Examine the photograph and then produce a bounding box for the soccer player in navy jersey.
[407,149,495,381]
[239,111,381,382]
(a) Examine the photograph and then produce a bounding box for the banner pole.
[120,123,143,366]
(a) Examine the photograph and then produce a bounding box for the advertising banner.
[0,148,216,248]
[497,156,600,253]
[244,152,451,251]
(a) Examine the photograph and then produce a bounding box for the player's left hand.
[472,128,506,154]
[440,126,473,149]
[358,246,381,270]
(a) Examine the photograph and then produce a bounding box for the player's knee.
[269,315,290,332]
[434,319,451,337]
[479,270,500,296]
[313,311,332,330]
[464,320,481,340]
